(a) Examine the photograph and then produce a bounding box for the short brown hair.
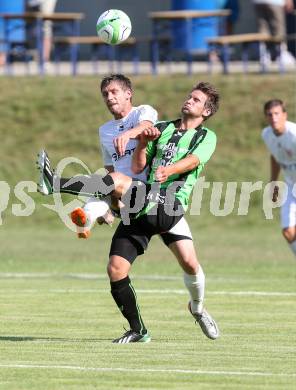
[100,74,133,93]
[264,99,286,114]
[193,82,219,119]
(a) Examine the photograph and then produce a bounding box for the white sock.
[183,266,205,314]
[289,240,296,257]
[83,198,110,224]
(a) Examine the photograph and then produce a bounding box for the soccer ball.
[96,9,132,45]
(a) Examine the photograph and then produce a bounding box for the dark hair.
[100,74,133,93]
[264,99,286,114]
[193,82,219,119]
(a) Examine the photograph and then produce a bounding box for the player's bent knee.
[282,227,296,243]
[107,255,131,281]
[178,257,198,274]
[109,172,132,196]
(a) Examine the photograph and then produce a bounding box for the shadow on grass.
[0,336,111,342]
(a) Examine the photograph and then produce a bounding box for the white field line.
[0,272,181,281]
[0,288,295,297]
[0,363,295,378]
[0,272,294,284]
[0,273,295,297]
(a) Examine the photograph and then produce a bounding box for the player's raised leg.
[36,149,132,199]
[36,149,54,195]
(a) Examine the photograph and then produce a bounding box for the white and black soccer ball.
[96,9,132,45]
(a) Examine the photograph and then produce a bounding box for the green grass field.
[0,74,296,389]
[0,222,296,390]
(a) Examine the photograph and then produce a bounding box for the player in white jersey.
[261,99,296,257]
[70,76,157,237]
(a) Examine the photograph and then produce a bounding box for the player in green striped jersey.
[37,82,220,343]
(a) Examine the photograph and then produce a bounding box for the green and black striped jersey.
[145,119,217,211]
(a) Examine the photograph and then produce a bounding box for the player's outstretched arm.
[270,155,280,182]
[113,120,154,157]
[155,155,199,183]
[132,127,160,174]
[270,155,281,202]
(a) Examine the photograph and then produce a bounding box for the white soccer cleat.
[36,149,54,195]
[188,302,219,340]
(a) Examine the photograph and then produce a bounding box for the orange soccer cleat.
[70,207,91,239]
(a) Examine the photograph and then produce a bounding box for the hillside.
[0,73,295,226]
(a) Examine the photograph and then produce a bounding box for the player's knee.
[107,262,118,279]
[109,172,130,195]
[282,227,296,243]
[107,258,129,280]
[109,172,124,186]
[179,256,198,274]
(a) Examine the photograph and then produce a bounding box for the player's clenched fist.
[113,132,130,156]
[155,166,169,183]
[139,126,160,144]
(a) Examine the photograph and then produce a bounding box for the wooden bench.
[53,36,139,75]
[53,35,172,75]
[207,33,284,74]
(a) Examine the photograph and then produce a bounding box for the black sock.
[53,174,114,198]
[110,276,147,335]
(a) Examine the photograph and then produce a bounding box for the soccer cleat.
[112,330,151,344]
[70,207,91,239]
[188,302,219,340]
[36,149,54,195]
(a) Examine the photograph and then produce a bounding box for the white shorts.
[281,183,296,228]
[83,197,193,242]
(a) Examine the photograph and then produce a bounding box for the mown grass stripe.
[0,363,295,377]
[0,288,295,297]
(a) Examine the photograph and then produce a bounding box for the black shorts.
[109,203,185,263]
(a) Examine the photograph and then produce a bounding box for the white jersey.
[262,121,296,185]
[99,105,158,182]
[87,104,192,239]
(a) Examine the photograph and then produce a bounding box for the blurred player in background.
[37,81,220,343]
[262,99,296,257]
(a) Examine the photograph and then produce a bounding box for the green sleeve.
[145,139,157,165]
[145,121,167,165]
[191,130,217,164]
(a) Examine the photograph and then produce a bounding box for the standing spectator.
[286,0,296,56]
[26,0,57,62]
[222,0,240,35]
[252,0,295,64]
